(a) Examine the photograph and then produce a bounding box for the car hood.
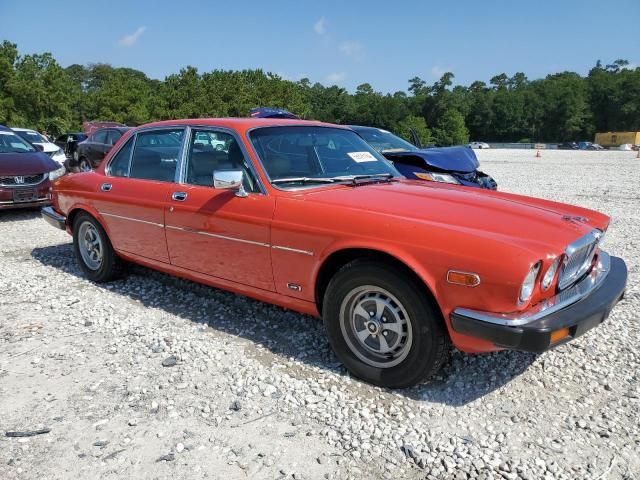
[382,147,480,173]
[299,180,608,252]
[0,152,60,175]
[34,142,58,152]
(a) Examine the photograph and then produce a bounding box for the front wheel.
[323,260,449,388]
[73,213,124,282]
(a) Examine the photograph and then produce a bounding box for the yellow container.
[594,131,640,147]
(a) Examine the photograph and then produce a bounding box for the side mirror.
[213,170,248,197]
[34,143,45,152]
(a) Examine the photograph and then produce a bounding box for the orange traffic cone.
[536,149,541,158]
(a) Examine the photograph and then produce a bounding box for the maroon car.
[0,125,65,210]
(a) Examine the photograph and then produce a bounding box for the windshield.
[249,126,398,188]
[0,131,37,153]
[15,130,46,144]
[354,128,417,153]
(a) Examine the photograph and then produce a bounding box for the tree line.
[1,40,638,145]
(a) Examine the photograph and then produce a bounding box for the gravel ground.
[0,149,638,480]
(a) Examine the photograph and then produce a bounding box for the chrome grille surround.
[0,173,47,187]
[557,229,602,291]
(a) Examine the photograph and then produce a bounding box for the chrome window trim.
[177,125,267,195]
[106,126,187,182]
[105,134,135,177]
[244,124,401,192]
[453,251,611,326]
[100,211,164,228]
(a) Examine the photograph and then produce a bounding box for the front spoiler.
[450,253,627,353]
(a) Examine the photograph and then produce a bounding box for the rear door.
[94,128,186,263]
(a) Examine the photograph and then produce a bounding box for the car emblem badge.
[561,215,588,224]
[14,176,25,184]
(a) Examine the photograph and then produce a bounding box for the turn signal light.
[550,327,570,345]
[446,270,480,287]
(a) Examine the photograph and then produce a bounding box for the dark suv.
[73,127,130,171]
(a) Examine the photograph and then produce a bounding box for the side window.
[128,129,183,182]
[93,130,108,144]
[109,137,134,177]
[106,130,122,146]
[185,130,258,192]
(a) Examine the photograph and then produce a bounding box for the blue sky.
[1,0,638,93]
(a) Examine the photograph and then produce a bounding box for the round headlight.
[541,256,562,291]
[519,261,541,304]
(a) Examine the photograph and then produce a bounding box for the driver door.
[165,129,275,291]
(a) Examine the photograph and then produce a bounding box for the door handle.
[172,191,187,202]
[101,183,112,192]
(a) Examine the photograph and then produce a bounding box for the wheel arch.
[314,247,443,319]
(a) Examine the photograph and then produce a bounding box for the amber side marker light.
[446,270,481,287]
[550,327,570,345]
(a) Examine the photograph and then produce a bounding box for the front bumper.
[450,252,627,353]
[0,183,51,210]
[41,206,67,230]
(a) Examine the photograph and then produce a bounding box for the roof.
[0,124,12,132]
[137,117,345,134]
[11,127,37,132]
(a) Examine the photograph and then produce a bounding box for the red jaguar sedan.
[42,118,627,388]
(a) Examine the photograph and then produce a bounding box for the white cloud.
[430,65,452,78]
[327,72,346,83]
[313,17,326,35]
[339,41,364,60]
[118,26,146,47]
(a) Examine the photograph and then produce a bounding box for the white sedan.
[12,128,67,166]
[468,141,490,149]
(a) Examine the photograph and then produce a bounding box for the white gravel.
[0,149,638,479]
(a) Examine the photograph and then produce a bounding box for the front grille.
[557,230,601,290]
[0,174,46,187]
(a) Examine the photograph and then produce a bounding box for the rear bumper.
[41,206,67,230]
[450,252,627,353]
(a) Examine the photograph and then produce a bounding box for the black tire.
[78,157,92,172]
[72,212,125,282]
[323,260,449,388]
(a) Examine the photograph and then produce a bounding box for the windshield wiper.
[272,177,337,185]
[272,173,395,186]
[329,173,395,184]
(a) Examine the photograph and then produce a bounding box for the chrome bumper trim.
[453,251,611,326]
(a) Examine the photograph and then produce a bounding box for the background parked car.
[54,132,88,160]
[82,120,127,136]
[73,127,130,171]
[558,142,579,150]
[468,141,490,149]
[0,125,65,210]
[12,128,67,166]
[350,125,497,189]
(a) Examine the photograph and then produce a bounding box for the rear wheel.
[323,260,449,388]
[79,158,92,172]
[73,213,124,282]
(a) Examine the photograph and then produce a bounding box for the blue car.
[248,109,496,190]
[349,126,497,190]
